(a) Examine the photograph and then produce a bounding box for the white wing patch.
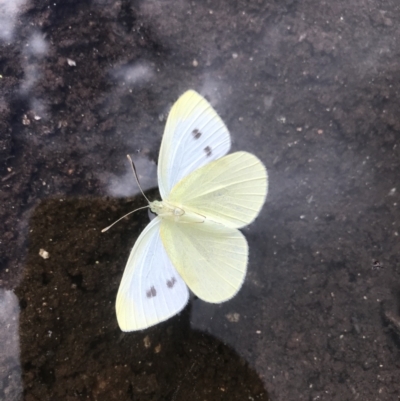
[116,217,189,331]
[158,90,231,199]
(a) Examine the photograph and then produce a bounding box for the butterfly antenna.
[101,205,150,233]
[102,155,152,233]
[127,154,151,204]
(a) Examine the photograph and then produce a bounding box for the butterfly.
[115,90,268,331]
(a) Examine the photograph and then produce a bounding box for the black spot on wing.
[204,146,212,157]
[146,286,157,298]
[167,277,177,288]
[192,129,202,139]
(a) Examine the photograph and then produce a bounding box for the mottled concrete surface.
[1,0,400,400]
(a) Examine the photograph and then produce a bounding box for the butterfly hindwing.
[116,217,189,331]
[158,90,231,199]
[166,151,268,229]
[160,218,248,303]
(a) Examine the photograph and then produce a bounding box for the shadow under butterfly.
[15,196,270,401]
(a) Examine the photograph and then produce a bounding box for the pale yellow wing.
[160,219,248,303]
[166,151,268,229]
[158,90,231,199]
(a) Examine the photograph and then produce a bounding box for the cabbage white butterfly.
[115,90,268,331]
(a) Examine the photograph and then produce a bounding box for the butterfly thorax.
[149,200,205,223]
[150,200,183,217]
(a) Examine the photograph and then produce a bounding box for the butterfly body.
[115,90,268,331]
[150,200,185,219]
[150,200,204,223]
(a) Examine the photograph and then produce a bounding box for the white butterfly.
[115,90,268,331]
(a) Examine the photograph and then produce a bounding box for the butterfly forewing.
[158,90,231,199]
[160,219,248,303]
[116,217,189,331]
[166,151,268,229]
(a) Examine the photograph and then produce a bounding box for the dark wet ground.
[1,0,400,400]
